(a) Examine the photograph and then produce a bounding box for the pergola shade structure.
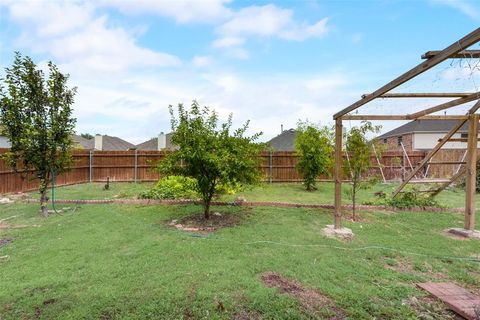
[333,28,480,231]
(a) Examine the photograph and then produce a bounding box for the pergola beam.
[341,115,469,121]
[408,91,480,119]
[333,28,480,119]
[392,100,480,197]
[367,93,473,98]
[422,50,480,59]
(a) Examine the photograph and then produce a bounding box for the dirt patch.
[168,209,250,233]
[0,238,13,247]
[233,309,261,320]
[404,296,462,320]
[0,223,41,229]
[260,272,346,319]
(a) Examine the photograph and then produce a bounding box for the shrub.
[295,121,334,191]
[362,189,441,209]
[139,176,198,200]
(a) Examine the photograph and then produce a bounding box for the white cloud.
[0,0,343,143]
[216,4,329,42]
[431,0,479,19]
[212,36,245,48]
[5,1,181,73]
[192,55,212,67]
[103,0,233,24]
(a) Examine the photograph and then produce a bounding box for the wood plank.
[392,100,480,197]
[422,49,480,59]
[376,93,473,98]
[333,28,480,119]
[408,91,480,119]
[342,115,468,121]
[431,166,466,197]
[417,282,480,320]
[465,114,479,230]
[392,119,468,197]
[334,119,343,229]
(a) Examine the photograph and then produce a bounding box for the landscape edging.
[21,198,463,213]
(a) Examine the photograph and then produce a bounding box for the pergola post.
[334,118,343,229]
[465,114,479,230]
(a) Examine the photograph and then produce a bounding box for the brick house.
[377,119,471,151]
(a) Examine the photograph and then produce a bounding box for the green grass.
[38,181,473,209]
[1,188,479,319]
[28,182,154,201]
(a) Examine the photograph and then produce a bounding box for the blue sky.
[1,0,480,143]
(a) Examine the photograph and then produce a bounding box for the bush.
[139,176,198,200]
[363,189,442,209]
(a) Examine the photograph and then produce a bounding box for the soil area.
[260,271,346,319]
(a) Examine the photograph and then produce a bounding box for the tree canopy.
[295,121,334,191]
[160,101,264,219]
[0,52,77,217]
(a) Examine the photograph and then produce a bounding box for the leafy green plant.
[362,189,441,209]
[344,121,382,221]
[159,101,264,219]
[0,52,76,217]
[139,175,198,200]
[295,121,334,191]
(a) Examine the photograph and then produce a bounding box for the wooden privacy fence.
[0,148,472,194]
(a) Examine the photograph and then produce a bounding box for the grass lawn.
[35,181,472,209]
[1,184,480,319]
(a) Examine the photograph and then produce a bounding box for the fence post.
[134,149,138,183]
[269,151,273,184]
[89,150,93,183]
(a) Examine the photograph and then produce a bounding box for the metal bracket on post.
[134,149,138,183]
[269,151,273,184]
[89,150,93,183]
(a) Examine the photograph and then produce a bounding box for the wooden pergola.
[333,28,480,231]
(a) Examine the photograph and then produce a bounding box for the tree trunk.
[40,188,49,218]
[204,201,210,219]
[352,180,356,221]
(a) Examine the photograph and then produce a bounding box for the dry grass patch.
[260,272,346,319]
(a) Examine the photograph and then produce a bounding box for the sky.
[1,0,480,144]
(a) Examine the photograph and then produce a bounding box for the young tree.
[0,53,76,217]
[160,101,264,219]
[344,121,382,221]
[295,121,334,191]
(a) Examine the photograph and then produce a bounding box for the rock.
[0,198,13,204]
[447,228,480,239]
[321,224,354,240]
[213,212,222,216]
[235,196,247,203]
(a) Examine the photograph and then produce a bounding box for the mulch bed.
[260,272,346,319]
[168,209,251,233]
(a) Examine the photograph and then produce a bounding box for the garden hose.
[51,169,59,214]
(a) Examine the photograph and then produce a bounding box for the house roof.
[72,134,92,149]
[267,129,296,151]
[377,119,469,139]
[95,135,136,151]
[136,133,175,150]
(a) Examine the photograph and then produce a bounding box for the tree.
[295,121,334,191]
[344,121,382,221]
[80,133,94,140]
[0,53,76,217]
[160,101,264,219]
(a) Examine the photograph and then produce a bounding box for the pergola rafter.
[333,28,480,231]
